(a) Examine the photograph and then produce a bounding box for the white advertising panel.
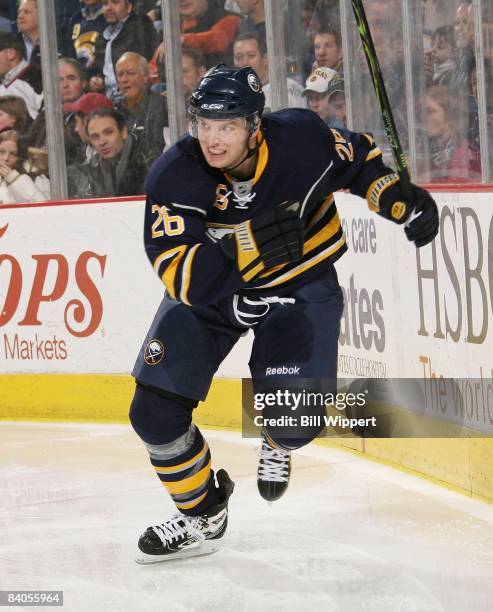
[1,192,492,388]
[0,200,163,373]
[335,191,493,380]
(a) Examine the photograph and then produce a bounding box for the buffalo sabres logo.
[247,73,260,92]
[144,339,165,365]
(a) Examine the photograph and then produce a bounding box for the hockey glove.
[366,173,439,248]
[403,186,440,247]
[221,200,304,282]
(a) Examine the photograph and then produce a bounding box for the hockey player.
[129,65,439,563]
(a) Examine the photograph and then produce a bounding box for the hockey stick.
[350,0,413,202]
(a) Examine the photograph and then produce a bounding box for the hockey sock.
[145,425,218,516]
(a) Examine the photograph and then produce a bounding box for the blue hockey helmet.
[188,64,265,134]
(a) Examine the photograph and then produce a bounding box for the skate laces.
[257,440,290,483]
[151,513,203,545]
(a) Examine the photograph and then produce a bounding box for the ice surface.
[1,423,492,612]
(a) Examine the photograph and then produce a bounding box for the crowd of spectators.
[0,0,490,204]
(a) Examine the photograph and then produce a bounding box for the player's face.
[306,91,331,122]
[314,33,341,69]
[103,0,132,24]
[0,139,18,169]
[17,0,37,35]
[233,39,268,83]
[182,56,205,98]
[88,116,128,159]
[59,63,86,103]
[196,117,250,169]
[116,56,148,99]
[425,96,449,138]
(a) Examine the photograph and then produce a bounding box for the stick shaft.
[351,0,412,200]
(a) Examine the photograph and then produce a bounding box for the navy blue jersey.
[144,109,392,306]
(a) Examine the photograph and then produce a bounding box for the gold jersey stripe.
[303,211,341,255]
[258,261,286,279]
[253,235,347,289]
[206,222,236,229]
[365,148,382,162]
[154,245,189,300]
[180,243,201,306]
[153,442,209,475]
[163,460,211,494]
[242,260,264,282]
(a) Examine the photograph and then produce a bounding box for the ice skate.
[257,434,291,501]
[136,469,234,564]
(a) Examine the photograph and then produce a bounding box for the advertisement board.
[1,193,492,381]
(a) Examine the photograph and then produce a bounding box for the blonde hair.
[0,129,48,176]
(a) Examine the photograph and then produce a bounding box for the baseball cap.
[0,32,24,56]
[303,67,341,96]
[63,93,114,115]
[326,76,344,99]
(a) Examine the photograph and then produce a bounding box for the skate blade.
[135,540,221,564]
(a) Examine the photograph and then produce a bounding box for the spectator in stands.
[312,27,343,76]
[236,0,266,43]
[102,0,158,99]
[17,0,42,92]
[0,32,42,119]
[302,66,345,128]
[59,58,88,105]
[115,51,167,166]
[452,2,475,89]
[425,84,480,182]
[182,47,206,102]
[180,0,240,66]
[56,0,82,56]
[69,1,107,72]
[233,32,305,110]
[156,0,241,71]
[0,129,50,203]
[83,107,147,196]
[64,91,113,195]
[300,0,322,80]
[425,25,457,86]
[0,95,32,136]
[65,92,113,153]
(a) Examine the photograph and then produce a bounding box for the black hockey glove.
[221,200,304,282]
[366,173,439,248]
[403,186,440,247]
